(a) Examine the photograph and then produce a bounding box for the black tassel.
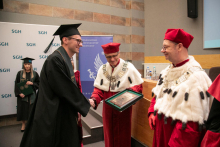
[154,110,157,116]
[182,122,186,130]
[171,119,176,126]
[159,74,162,79]
[200,91,205,100]
[167,89,172,94]
[152,92,154,97]
[172,91,177,98]
[163,89,168,93]
[117,81,120,87]
[100,79,103,85]
[185,93,189,101]
[44,37,55,53]
[164,116,167,124]
[128,77,132,84]
[206,91,210,98]
[158,114,162,120]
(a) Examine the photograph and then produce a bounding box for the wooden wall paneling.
[142,79,157,101]
[131,79,157,147]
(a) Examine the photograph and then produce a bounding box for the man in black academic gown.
[20,24,94,147]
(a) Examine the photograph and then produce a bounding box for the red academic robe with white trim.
[91,59,143,147]
[148,59,206,147]
[91,84,142,147]
[148,97,204,147]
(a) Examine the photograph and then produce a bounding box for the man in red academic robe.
[148,29,214,147]
[201,74,220,147]
[90,42,143,147]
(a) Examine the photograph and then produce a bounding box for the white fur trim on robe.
[152,56,214,124]
[94,58,143,92]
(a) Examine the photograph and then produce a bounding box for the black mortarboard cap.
[21,57,35,64]
[44,23,82,53]
[54,23,81,39]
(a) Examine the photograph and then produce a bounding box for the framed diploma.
[105,89,143,112]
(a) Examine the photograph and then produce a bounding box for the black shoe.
[21,130,25,132]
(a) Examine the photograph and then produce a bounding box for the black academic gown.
[20,47,91,147]
[14,71,40,121]
[206,98,220,132]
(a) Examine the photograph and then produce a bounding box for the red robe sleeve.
[130,84,143,93]
[148,97,156,117]
[91,87,104,105]
[208,74,220,102]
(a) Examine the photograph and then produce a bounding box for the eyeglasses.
[105,52,119,59]
[162,43,179,51]
[68,37,83,44]
[161,46,169,51]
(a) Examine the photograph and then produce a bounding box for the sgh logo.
[34,68,37,71]
[27,43,36,46]
[12,29,21,33]
[39,55,48,59]
[13,55,22,59]
[38,31,47,35]
[0,68,10,72]
[1,94,12,98]
[0,42,9,46]
[52,43,60,47]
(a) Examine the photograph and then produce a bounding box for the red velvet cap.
[164,29,194,48]
[101,42,120,54]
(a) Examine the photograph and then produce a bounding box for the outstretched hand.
[89,99,95,108]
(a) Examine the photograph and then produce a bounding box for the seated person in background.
[201,74,220,147]
[148,29,214,147]
[14,57,40,132]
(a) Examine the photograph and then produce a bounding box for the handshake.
[89,99,95,108]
